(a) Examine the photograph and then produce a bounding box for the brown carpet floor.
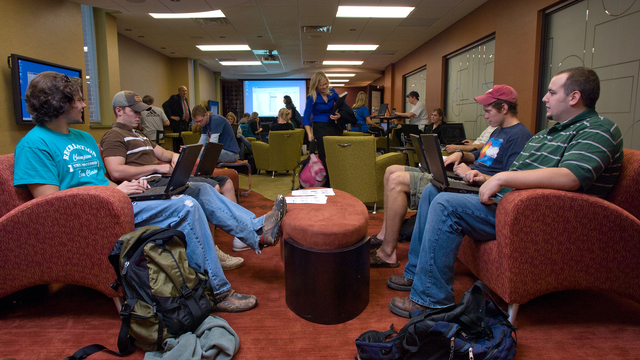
[1,190,639,359]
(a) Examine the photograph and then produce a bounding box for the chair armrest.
[0,186,134,298]
[490,188,640,304]
[252,141,270,169]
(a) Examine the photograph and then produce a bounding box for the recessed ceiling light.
[219,61,262,66]
[323,61,363,65]
[329,79,349,82]
[326,73,355,77]
[327,45,378,51]
[149,10,225,19]
[197,45,251,51]
[336,6,414,18]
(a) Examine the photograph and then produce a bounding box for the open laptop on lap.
[411,134,461,180]
[194,142,224,177]
[439,123,467,146]
[422,134,480,194]
[129,143,203,201]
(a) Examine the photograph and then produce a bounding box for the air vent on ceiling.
[303,61,321,65]
[302,25,331,33]
[193,18,230,26]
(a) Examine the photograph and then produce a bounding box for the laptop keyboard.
[449,178,480,191]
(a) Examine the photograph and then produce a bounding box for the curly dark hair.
[25,72,83,124]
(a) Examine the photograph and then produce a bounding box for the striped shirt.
[100,122,160,169]
[500,109,623,199]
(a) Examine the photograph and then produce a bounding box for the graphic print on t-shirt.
[62,143,102,181]
[477,138,503,166]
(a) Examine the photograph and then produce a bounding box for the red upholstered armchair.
[458,149,640,324]
[0,154,135,300]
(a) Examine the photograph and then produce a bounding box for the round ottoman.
[281,188,370,324]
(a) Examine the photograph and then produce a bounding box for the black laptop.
[372,103,389,118]
[129,143,203,201]
[410,134,462,180]
[439,123,467,145]
[398,123,422,147]
[194,142,224,177]
[422,134,480,194]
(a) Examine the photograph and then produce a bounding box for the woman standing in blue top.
[302,71,343,185]
[352,91,384,137]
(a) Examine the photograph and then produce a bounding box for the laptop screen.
[195,142,224,176]
[421,134,450,187]
[440,123,466,144]
[377,103,388,116]
[410,134,429,173]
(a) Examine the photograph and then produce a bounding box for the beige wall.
[118,33,173,109]
[198,63,217,111]
[385,0,558,132]
[0,0,87,155]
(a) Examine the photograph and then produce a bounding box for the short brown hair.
[142,95,154,105]
[557,67,600,109]
[26,72,83,124]
[489,100,518,116]
[192,104,207,118]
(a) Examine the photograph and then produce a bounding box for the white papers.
[285,195,327,204]
[291,189,335,196]
[286,188,335,204]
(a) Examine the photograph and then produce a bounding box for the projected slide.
[244,80,306,116]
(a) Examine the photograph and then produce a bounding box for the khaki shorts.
[406,166,432,210]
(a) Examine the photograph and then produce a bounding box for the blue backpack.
[240,123,255,138]
[355,281,516,360]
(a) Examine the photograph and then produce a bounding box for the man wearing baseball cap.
[395,90,429,131]
[371,85,532,269]
[386,68,623,318]
[101,90,288,273]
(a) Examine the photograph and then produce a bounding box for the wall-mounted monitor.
[9,54,84,125]
[243,80,306,117]
[208,100,219,115]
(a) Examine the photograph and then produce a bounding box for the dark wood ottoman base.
[284,235,370,325]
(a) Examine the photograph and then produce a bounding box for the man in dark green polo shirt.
[387,67,624,318]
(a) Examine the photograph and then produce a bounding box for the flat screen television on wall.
[9,54,84,125]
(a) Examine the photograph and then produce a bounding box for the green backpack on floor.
[65,226,214,359]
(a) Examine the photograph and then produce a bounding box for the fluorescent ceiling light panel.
[219,61,262,66]
[198,45,251,51]
[332,84,345,87]
[149,10,225,19]
[329,79,349,82]
[336,6,414,18]
[323,61,363,65]
[326,73,355,77]
[327,45,378,51]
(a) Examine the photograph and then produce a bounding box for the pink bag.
[298,153,326,188]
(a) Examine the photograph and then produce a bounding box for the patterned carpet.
[1,190,639,359]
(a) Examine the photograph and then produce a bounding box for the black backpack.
[355,281,517,360]
[65,226,214,360]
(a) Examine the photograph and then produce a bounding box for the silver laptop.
[422,134,480,194]
[129,143,203,201]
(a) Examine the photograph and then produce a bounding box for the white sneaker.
[216,245,244,270]
[232,237,250,252]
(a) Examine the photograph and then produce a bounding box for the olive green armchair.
[252,129,305,177]
[324,136,405,213]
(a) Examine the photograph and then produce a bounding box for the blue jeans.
[219,149,239,163]
[237,135,253,159]
[181,182,264,251]
[132,194,230,295]
[404,185,497,307]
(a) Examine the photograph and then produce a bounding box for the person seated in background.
[444,124,498,153]
[226,112,252,160]
[140,95,169,143]
[192,105,240,163]
[101,91,287,270]
[370,85,532,269]
[13,72,279,312]
[270,108,296,131]
[239,112,250,124]
[249,112,261,136]
[387,67,623,318]
[352,91,384,137]
[424,108,446,138]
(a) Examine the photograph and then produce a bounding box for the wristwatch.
[455,150,464,158]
